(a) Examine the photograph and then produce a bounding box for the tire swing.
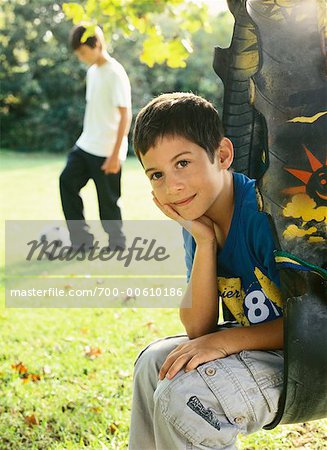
[213,0,327,426]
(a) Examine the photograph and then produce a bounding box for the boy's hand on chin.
[152,192,217,245]
[158,333,230,381]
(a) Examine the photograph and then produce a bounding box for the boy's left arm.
[101,106,131,174]
[159,317,283,380]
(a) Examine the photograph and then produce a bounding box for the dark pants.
[59,145,124,247]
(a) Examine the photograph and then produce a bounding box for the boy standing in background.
[60,25,131,250]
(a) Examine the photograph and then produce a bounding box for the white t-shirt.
[76,57,131,159]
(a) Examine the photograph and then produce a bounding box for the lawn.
[0,151,326,449]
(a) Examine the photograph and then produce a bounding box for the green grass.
[1,151,326,449]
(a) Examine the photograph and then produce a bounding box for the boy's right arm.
[152,195,220,339]
[179,239,219,338]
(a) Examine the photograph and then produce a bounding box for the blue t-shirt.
[183,172,283,326]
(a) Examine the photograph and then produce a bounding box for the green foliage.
[62,2,87,24]
[62,0,211,68]
[113,11,233,116]
[0,0,86,152]
[1,0,232,153]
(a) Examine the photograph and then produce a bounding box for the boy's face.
[141,136,233,221]
[74,43,101,65]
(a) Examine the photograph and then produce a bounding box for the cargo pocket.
[155,364,242,448]
[238,350,284,415]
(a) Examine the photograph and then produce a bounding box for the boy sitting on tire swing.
[129,92,284,450]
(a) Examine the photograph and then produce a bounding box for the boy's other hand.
[101,156,121,174]
[158,333,230,381]
[152,192,219,246]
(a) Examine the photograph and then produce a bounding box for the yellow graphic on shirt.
[217,277,248,326]
[254,268,283,308]
[217,270,283,326]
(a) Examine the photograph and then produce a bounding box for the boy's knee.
[59,169,69,188]
[59,168,79,192]
[134,337,189,381]
[134,343,162,380]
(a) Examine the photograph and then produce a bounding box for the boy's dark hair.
[133,92,224,163]
[70,25,98,50]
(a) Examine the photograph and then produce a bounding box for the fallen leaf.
[108,422,119,434]
[64,284,73,291]
[24,414,39,426]
[12,362,41,382]
[21,373,41,383]
[123,295,136,303]
[12,362,28,375]
[84,346,102,359]
[90,406,102,413]
[29,373,41,382]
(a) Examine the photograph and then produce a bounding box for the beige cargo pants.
[129,330,283,450]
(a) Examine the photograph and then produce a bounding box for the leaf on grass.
[12,362,28,375]
[90,406,102,414]
[29,373,41,382]
[64,284,73,291]
[122,295,136,303]
[143,321,158,333]
[24,414,39,426]
[84,346,102,359]
[12,362,41,382]
[108,422,119,434]
[21,373,41,383]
